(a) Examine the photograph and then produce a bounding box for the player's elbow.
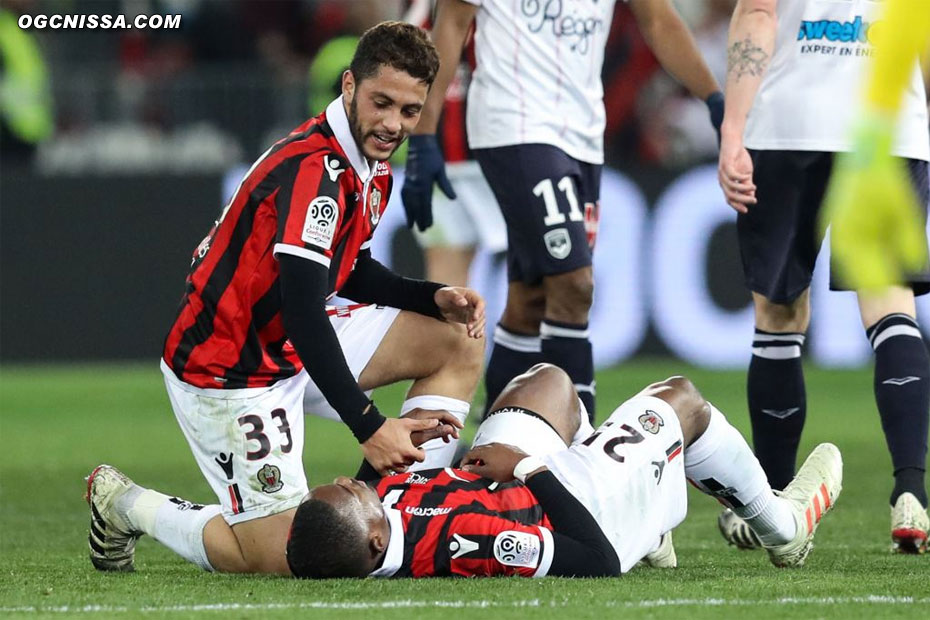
[735,0,777,21]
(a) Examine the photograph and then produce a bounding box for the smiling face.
[342,65,428,161]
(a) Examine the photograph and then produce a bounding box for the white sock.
[122,488,221,571]
[571,397,596,444]
[401,394,470,470]
[685,405,796,545]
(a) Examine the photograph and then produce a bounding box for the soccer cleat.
[718,508,762,550]
[764,443,843,568]
[891,492,928,554]
[641,531,677,568]
[85,464,142,572]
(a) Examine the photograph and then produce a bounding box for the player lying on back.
[286,364,843,578]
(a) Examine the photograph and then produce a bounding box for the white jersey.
[461,0,620,164]
[744,0,930,161]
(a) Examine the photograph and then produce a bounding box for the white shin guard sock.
[401,394,470,470]
[685,405,796,544]
[126,489,221,571]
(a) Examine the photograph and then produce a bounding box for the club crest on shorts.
[257,464,283,494]
[638,410,664,434]
[544,228,572,259]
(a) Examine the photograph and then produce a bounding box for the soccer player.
[717,0,930,552]
[823,0,930,292]
[85,22,487,576]
[403,0,724,418]
[286,364,842,578]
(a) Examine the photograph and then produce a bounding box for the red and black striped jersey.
[163,96,392,389]
[372,468,554,578]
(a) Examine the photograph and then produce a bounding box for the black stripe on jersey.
[433,504,511,575]
[399,477,494,576]
[171,155,306,378]
[223,278,284,388]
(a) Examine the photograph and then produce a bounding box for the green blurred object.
[0,8,53,149]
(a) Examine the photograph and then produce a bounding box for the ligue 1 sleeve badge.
[638,410,664,434]
[257,464,283,494]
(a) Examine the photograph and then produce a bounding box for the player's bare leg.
[423,246,476,288]
[358,309,484,468]
[87,465,295,575]
[858,286,929,553]
[542,266,596,417]
[488,363,583,444]
[644,376,842,567]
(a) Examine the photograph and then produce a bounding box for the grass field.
[1,360,929,619]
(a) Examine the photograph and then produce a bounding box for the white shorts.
[471,407,569,456]
[161,360,310,525]
[303,304,401,421]
[542,396,688,573]
[412,161,507,252]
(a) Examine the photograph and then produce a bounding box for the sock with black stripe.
[747,329,807,491]
[685,405,796,545]
[483,325,544,417]
[540,319,595,421]
[867,313,930,507]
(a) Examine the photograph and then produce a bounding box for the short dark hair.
[349,21,439,86]
[286,499,371,579]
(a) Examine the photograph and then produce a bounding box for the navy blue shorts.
[474,144,601,284]
[738,150,930,303]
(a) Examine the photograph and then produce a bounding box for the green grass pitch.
[1,360,929,619]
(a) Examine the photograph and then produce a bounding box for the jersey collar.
[369,490,404,578]
[325,95,373,181]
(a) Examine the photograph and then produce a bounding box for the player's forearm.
[524,470,620,576]
[632,0,720,100]
[413,0,477,135]
[279,255,386,443]
[866,0,930,114]
[720,0,777,142]
[339,250,444,319]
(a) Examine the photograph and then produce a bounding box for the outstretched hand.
[435,286,486,339]
[404,408,464,447]
[460,443,532,483]
[361,417,443,476]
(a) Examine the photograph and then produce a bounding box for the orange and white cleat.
[891,492,928,555]
[765,443,843,568]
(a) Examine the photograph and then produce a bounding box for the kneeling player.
[286,364,843,578]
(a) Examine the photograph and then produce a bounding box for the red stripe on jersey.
[163,110,392,390]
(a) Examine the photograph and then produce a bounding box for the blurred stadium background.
[9,0,925,370]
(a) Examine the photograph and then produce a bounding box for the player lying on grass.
[85,22,487,577]
[285,364,843,578]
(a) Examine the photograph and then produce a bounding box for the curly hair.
[286,498,371,579]
[350,21,439,86]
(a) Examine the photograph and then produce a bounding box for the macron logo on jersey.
[324,155,344,182]
[797,15,875,44]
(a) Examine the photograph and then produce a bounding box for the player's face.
[343,66,428,161]
[308,477,385,524]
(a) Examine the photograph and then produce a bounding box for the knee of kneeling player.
[650,376,709,431]
[287,499,373,579]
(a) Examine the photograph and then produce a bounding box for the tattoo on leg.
[727,37,769,81]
